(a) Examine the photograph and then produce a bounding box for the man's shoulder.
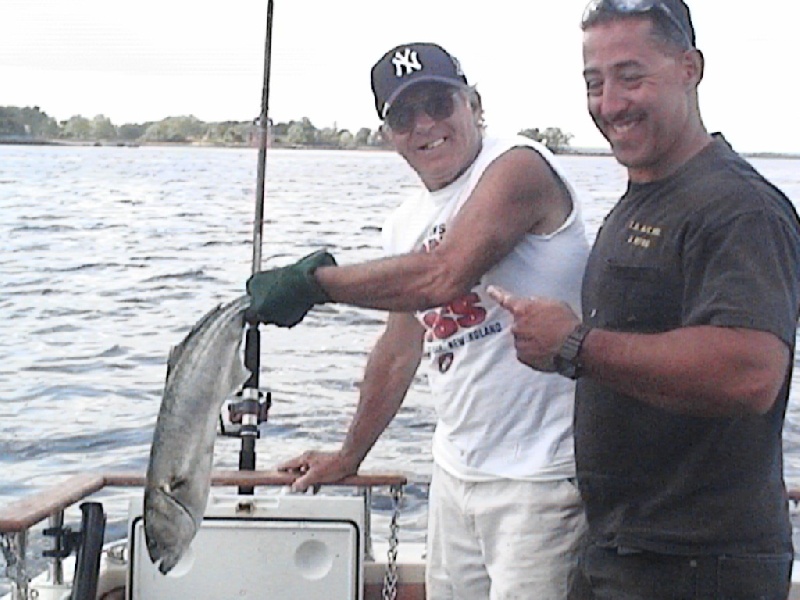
[687,137,795,215]
[477,136,559,177]
[482,135,549,158]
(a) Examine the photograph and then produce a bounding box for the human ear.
[683,48,704,86]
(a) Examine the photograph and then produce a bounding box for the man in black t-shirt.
[489,1,800,598]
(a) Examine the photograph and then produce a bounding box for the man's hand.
[488,285,580,372]
[277,450,360,493]
[246,250,337,327]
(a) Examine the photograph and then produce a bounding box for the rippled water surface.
[1,145,799,588]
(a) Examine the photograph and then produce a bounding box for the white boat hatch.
[128,493,365,599]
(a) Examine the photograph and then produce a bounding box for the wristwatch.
[553,323,593,380]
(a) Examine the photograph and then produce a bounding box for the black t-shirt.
[577,135,800,555]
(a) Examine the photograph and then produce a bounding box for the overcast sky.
[2,0,798,154]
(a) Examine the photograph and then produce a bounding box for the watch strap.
[554,323,592,380]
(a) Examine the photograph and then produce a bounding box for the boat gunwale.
[0,470,409,533]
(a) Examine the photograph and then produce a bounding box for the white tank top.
[382,136,590,481]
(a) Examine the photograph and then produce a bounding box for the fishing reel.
[218,387,271,438]
[219,317,271,438]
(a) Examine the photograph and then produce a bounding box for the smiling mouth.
[608,121,638,137]
[420,138,446,151]
[606,115,642,140]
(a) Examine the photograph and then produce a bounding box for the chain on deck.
[381,483,404,600]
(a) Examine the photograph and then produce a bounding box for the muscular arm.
[278,312,424,490]
[315,147,572,312]
[490,290,791,418]
[581,325,791,416]
[341,312,425,463]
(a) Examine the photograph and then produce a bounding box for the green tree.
[518,127,543,144]
[0,107,26,136]
[61,116,93,140]
[272,121,290,137]
[285,122,304,145]
[518,126,573,153]
[142,116,205,142]
[541,127,573,152]
[21,107,59,138]
[355,127,371,146]
[230,122,256,145]
[338,130,356,149]
[118,123,147,141]
[92,115,117,140]
[220,123,242,144]
[286,117,317,146]
[210,121,252,145]
[318,126,339,147]
[368,129,389,148]
[0,106,58,138]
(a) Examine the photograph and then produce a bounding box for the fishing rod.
[235,0,275,495]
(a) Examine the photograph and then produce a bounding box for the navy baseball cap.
[370,43,469,119]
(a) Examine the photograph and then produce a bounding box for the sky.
[2,0,799,154]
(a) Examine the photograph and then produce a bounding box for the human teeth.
[423,138,445,150]
[611,122,636,135]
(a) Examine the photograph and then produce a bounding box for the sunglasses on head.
[581,0,693,48]
[384,88,457,134]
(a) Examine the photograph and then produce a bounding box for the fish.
[144,295,251,574]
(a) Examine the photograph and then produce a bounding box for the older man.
[247,42,590,598]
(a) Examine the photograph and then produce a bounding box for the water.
[1,145,799,589]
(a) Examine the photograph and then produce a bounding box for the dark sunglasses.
[581,0,693,48]
[384,89,457,134]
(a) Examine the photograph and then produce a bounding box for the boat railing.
[0,470,408,600]
[4,475,797,599]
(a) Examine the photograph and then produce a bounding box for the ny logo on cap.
[392,48,423,78]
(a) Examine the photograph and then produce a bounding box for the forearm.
[315,252,468,312]
[581,325,789,416]
[340,371,413,466]
[340,315,423,464]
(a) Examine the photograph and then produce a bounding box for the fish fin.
[165,344,180,380]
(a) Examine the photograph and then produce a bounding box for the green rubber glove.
[246,250,337,327]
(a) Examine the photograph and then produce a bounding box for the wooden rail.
[3,474,795,535]
[0,470,408,534]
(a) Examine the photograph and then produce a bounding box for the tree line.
[0,106,574,152]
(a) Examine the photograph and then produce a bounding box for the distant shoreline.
[1,137,798,160]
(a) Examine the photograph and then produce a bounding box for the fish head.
[144,486,198,574]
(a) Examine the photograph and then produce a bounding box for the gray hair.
[460,85,485,130]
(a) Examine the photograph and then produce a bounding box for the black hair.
[582,9,692,53]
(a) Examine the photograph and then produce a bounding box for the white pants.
[426,464,587,600]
